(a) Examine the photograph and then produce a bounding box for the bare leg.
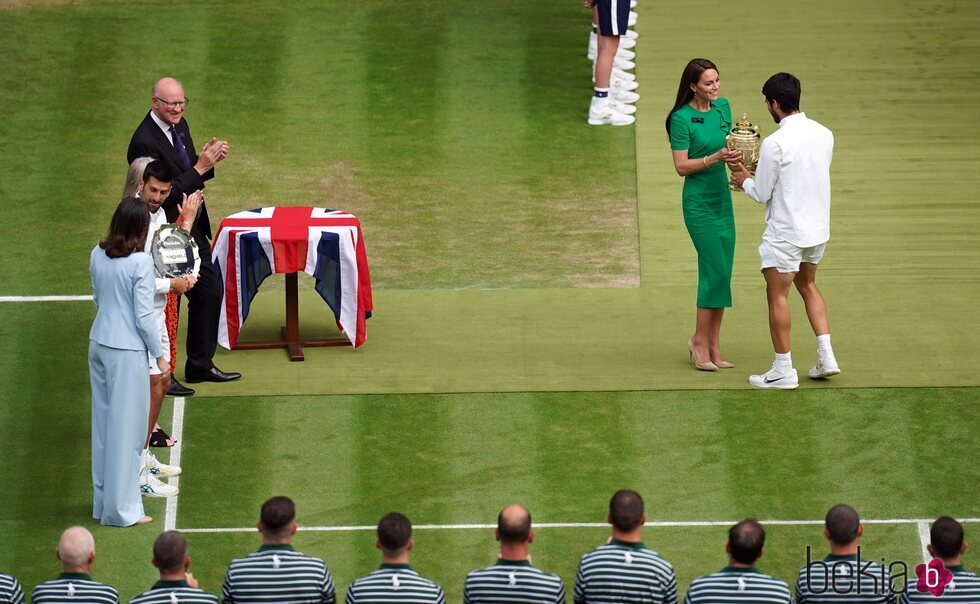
[145,374,171,449]
[793,262,830,336]
[707,308,728,364]
[763,269,796,353]
[593,7,620,89]
[690,307,715,365]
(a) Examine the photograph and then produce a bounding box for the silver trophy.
[150,224,201,277]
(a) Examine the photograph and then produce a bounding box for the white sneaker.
[617,47,635,60]
[613,88,640,103]
[588,103,635,126]
[140,473,179,498]
[748,365,799,389]
[611,77,640,92]
[628,11,638,26]
[612,66,635,81]
[624,29,638,40]
[808,356,841,379]
[613,56,636,70]
[608,98,636,115]
[144,450,181,477]
[618,36,636,50]
[587,43,635,62]
[630,0,637,6]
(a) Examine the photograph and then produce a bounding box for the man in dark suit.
[128,77,240,384]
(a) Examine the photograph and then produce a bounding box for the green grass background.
[1,0,979,602]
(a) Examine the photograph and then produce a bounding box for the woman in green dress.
[666,58,740,371]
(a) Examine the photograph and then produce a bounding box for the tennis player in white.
[731,72,840,390]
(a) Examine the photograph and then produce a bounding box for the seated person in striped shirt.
[574,489,678,604]
[222,496,337,603]
[795,504,896,604]
[463,504,566,604]
[130,531,218,604]
[345,513,446,604]
[32,527,119,604]
[0,573,24,604]
[683,518,791,604]
[902,517,979,603]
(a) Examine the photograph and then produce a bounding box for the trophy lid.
[729,113,761,138]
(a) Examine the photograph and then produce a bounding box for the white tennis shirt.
[742,112,834,248]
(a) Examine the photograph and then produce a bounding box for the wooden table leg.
[283,272,304,362]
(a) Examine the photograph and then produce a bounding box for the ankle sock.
[774,351,793,371]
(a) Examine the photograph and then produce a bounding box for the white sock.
[774,351,793,370]
[592,88,610,109]
[817,334,834,359]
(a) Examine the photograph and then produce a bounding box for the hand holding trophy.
[726,114,761,191]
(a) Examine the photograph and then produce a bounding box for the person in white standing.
[730,72,840,390]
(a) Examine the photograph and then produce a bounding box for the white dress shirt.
[149,110,178,145]
[742,112,834,248]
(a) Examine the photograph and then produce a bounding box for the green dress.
[669,98,736,308]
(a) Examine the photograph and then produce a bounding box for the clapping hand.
[194,137,230,173]
[177,190,203,230]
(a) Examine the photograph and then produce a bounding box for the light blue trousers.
[89,341,149,527]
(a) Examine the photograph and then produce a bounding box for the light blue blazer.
[89,246,163,358]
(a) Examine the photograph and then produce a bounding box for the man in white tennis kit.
[731,72,839,390]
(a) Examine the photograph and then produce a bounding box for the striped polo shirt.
[129,580,219,604]
[464,559,566,604]
[574,539,678,604]
[32,573,119,603]
[0,573,24,604]
[683,567,791,604]
[795,554,895,603]
[901,566,980,603]
[345,564,446,604]
[222,544,336,603]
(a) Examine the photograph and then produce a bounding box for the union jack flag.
[211,206,372,349]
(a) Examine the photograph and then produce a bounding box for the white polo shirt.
[742,112,834,248]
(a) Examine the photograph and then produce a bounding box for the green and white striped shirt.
[901,566,980,603]
[795,554,896,604]
[129,580,219,604]
[0,574,24,604]
[464,559,566,604]
[683,567,791,604]
[574,539,678,604]
[222,544,336,603]
[32,573,119,603]
[345,564,446,604]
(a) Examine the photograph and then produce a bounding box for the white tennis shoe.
[588,103,635,126]
[808,356,841,379]
[613,88,640,104]
[144,450,181,477]
[140,473,179,498]
[748,365,799,390]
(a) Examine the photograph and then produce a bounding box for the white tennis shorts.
[759,238,827,273]
[148,312,171,376]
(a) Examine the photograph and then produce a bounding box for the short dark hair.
[141,160,173,185]
[728,518,766,564]
[931,517,965,559]
[99,197,149,258]
[609,490,644,532]
[762,72,801,113]
[497,505,532,544]
[377,512,412,552]
[825,504,860,545]
[153,530,187,574]
[260,496,296,536]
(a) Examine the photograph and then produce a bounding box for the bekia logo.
[915,559,953,597]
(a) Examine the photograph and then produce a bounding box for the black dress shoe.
[166,377,195,397]
[184,366,242,384]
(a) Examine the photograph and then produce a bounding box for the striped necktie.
[169,125,192,170]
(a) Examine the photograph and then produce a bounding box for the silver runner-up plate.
[151,224,201,278]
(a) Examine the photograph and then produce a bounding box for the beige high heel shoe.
[688,340,718,371]
[711,357,735,369]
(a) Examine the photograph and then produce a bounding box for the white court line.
[917,520,931,564]
[0,295,92,302]
[164,396,186,532]
[178,518,980,534]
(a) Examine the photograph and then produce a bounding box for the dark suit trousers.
[183,233,221,376]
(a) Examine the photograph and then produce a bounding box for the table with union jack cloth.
[211,206,373,359]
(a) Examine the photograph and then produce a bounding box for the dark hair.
[141,160,173,185]
[99,197,149,258]
[153,530,187,573]
[377,512,412,552]
[260,496,296,536]
[931,516,964,559]
[728,518,766,564]
[497,505,532,544]
[609,489,644,532]
[762,72,801,113]
[825,504,860,545]
[665,58,718,137]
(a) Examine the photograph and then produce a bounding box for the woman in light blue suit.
[89,197,168,527]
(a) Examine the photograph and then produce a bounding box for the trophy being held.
[151,224,201,278]
[726,114,761,191]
